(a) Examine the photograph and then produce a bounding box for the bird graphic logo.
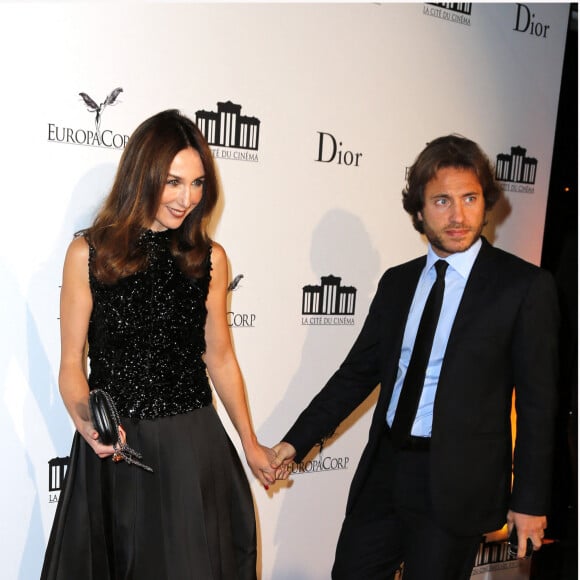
[79,87,123,139]
[227,274,244,292]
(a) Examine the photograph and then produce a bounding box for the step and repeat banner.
[0,3,569,579]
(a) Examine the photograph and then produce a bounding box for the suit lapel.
[390,258,426,337]
[450,238,498,333]
[438,238,501,386]
[375,257,426,415]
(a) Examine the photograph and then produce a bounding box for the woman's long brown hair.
[86,110,218,284]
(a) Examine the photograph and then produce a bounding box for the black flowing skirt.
[41,405,257,580]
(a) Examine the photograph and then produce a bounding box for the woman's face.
[150,147,205,231]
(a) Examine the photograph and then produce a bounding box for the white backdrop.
[0,2,569,579]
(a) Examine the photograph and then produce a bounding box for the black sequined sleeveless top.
[87,229,213,420]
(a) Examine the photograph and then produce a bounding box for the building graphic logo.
[48,456,70,503]
[423,3,472,26]
[472,537,526,574]
[302,275,357,326]
[47,87,129,149]
[495,146,537,193]
[196,101,260,162]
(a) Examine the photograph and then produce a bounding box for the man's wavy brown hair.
[402,134,502,234]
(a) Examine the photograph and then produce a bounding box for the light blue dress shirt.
[386,238,482,437]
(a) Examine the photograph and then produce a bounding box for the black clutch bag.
[88,389,153,472]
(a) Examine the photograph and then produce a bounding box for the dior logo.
[315,132,363,167]
[513,4,550,38]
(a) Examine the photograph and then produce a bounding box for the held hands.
[506,509,547,558]
[246,441,296,488]
[271,442,297,480]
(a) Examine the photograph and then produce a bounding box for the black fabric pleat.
[41,405,257,580]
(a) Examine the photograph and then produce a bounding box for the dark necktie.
[390,259,448,446]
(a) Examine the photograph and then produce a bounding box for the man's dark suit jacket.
[284,238,559,536]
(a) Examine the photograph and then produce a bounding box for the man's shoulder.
[376,255,425,289]
[477,240,557,301]
[480,239,546,277]
[384,254,425,275]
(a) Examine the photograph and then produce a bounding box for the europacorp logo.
[48,87,129,149]
[291,454,351,475]
[227,274,256,328]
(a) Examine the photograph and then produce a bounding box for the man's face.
[418,166,486,257]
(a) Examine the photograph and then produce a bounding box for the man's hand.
[506,510,547,558]
[271,441,297,480]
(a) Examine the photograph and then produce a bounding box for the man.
[272,135,559,580]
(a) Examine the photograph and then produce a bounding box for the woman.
[41,109,275,579]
